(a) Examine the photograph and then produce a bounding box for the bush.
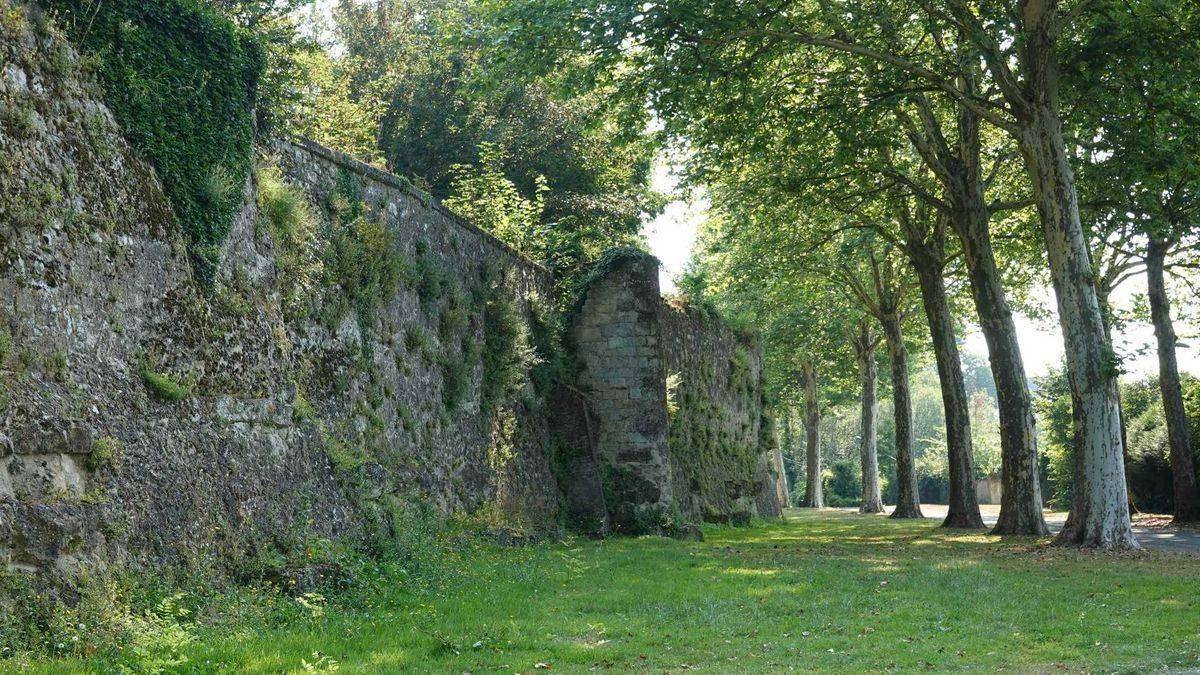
[823,460,861,507]
[44,0,265,286]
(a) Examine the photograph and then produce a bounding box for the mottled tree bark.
[882,316,922,519]
[773,440,791,508]
[1096,283,1137,514]
[911,255,984,529]
[1147,238,1200,522]
[1018,108,1133,546]
[854,324,884,513]
[802,361,823,508]
[782,410,796,504]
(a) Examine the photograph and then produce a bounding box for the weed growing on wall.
[42,0,264,286]
[257,161,321,319]
[480,289,537,415]
[137,358,190,402]
[320,169,407,339]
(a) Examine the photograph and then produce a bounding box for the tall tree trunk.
[1013,0,1134,549]
[1017,106,1134,547]
[802,362,823,508]
[1147,238,1200,522]
[911,257,984,528]
[952,200,1049,535]
[1096,285,1137,514]
[882,316,922,518]
[857,336,884,513]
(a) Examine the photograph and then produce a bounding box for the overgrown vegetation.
[319,168,406,339]
[257,160,321,318]
[480,288,537,414]
[1,501,485,672]
[43,0,264,286]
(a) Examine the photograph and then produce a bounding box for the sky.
[644,160,1200,380]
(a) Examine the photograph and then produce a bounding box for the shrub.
[43,0,265,286]
[823,460,861,508]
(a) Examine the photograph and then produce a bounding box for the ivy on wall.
[44,0,264,285]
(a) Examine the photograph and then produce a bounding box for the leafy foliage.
[327,0,660,277]
[45,0,264,285]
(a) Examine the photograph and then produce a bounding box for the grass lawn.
[14,509,1200,673]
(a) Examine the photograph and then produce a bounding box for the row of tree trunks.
[1146,238,1200,522]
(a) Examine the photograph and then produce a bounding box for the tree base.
[889,505,924,519]
[942,512,986,529]
[860,502,884,514]
[1052,516,1140,550]
[1172,502,1200,525]
[991,510,1050,536]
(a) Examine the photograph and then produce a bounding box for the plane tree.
[1064,0,1200,522]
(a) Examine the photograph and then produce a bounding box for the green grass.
[13,510,1200,673]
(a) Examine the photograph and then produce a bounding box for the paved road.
[882,504,1200,555]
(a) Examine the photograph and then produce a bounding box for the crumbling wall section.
[571,253,782,531]
[659,298,783,522]
[570,254,674,533]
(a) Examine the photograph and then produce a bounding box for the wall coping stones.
[277,137,549,275]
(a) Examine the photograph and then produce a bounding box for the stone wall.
[570,254,674,533]
[660,298,784,522]
[570,252,782,531]
[0,6,778,583]
[0,10,560,582]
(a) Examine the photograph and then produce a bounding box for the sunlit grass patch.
[10,508,1200,673]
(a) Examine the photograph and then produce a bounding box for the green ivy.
[44,0,264,286]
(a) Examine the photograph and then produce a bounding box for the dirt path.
[900,504,1200,555]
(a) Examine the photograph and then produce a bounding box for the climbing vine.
[44,0,264,286]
